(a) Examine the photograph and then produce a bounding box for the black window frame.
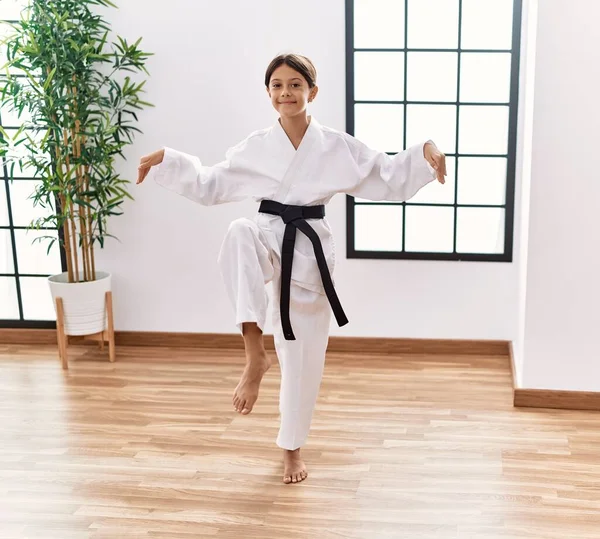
[345,0,523,262]
[0,19,65,329]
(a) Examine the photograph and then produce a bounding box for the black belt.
[258,199,349,340]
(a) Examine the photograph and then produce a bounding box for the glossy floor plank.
[0,343,599,538]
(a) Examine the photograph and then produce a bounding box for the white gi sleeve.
[149,139,254,206]
[343,135,438,202]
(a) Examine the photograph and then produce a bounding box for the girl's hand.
[137,149,165,184]
[424,142,447,184]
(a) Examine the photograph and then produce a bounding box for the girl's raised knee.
[226,218,255,238]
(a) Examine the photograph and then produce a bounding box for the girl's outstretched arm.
[136,139,258,206]
[343,135,447,202]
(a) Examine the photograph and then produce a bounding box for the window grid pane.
[347,0,521,262]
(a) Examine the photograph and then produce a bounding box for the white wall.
[96,0,521,340]
[519,0,600,391]
[513,0,538,387]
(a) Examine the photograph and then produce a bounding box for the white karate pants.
[218,217,331,450]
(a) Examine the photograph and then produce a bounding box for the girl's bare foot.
[233,323,271,414]
[283,448,308,484]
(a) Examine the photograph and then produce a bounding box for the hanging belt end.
[337,315,349,327]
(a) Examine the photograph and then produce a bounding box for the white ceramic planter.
[48,271,112,336]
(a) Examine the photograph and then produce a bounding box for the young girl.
[137,53,446,484]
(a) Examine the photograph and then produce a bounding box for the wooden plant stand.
[55,291,116,370]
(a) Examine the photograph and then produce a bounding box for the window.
[1,0,63,328]
[346,0,523,261]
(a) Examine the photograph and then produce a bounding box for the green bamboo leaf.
[47,238,57,255]
[73,198,94,209]
[43,66,56,91]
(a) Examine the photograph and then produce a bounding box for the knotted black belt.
[258,199,349,340]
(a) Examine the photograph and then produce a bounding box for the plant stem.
[58,193,74,282]
[71,78,91,282]
[48,66,75,283]
[63,128,79,283]
[69,202,79,282]
[87,170,96,281]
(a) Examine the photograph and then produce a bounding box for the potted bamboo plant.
[0,0,152,362]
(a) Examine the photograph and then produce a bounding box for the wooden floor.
[0,344,599,539]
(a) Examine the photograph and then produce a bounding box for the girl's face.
[267,64,318,119]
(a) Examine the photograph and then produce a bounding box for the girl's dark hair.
[265,54,317,89]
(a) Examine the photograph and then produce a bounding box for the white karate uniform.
[150,117,436,450]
